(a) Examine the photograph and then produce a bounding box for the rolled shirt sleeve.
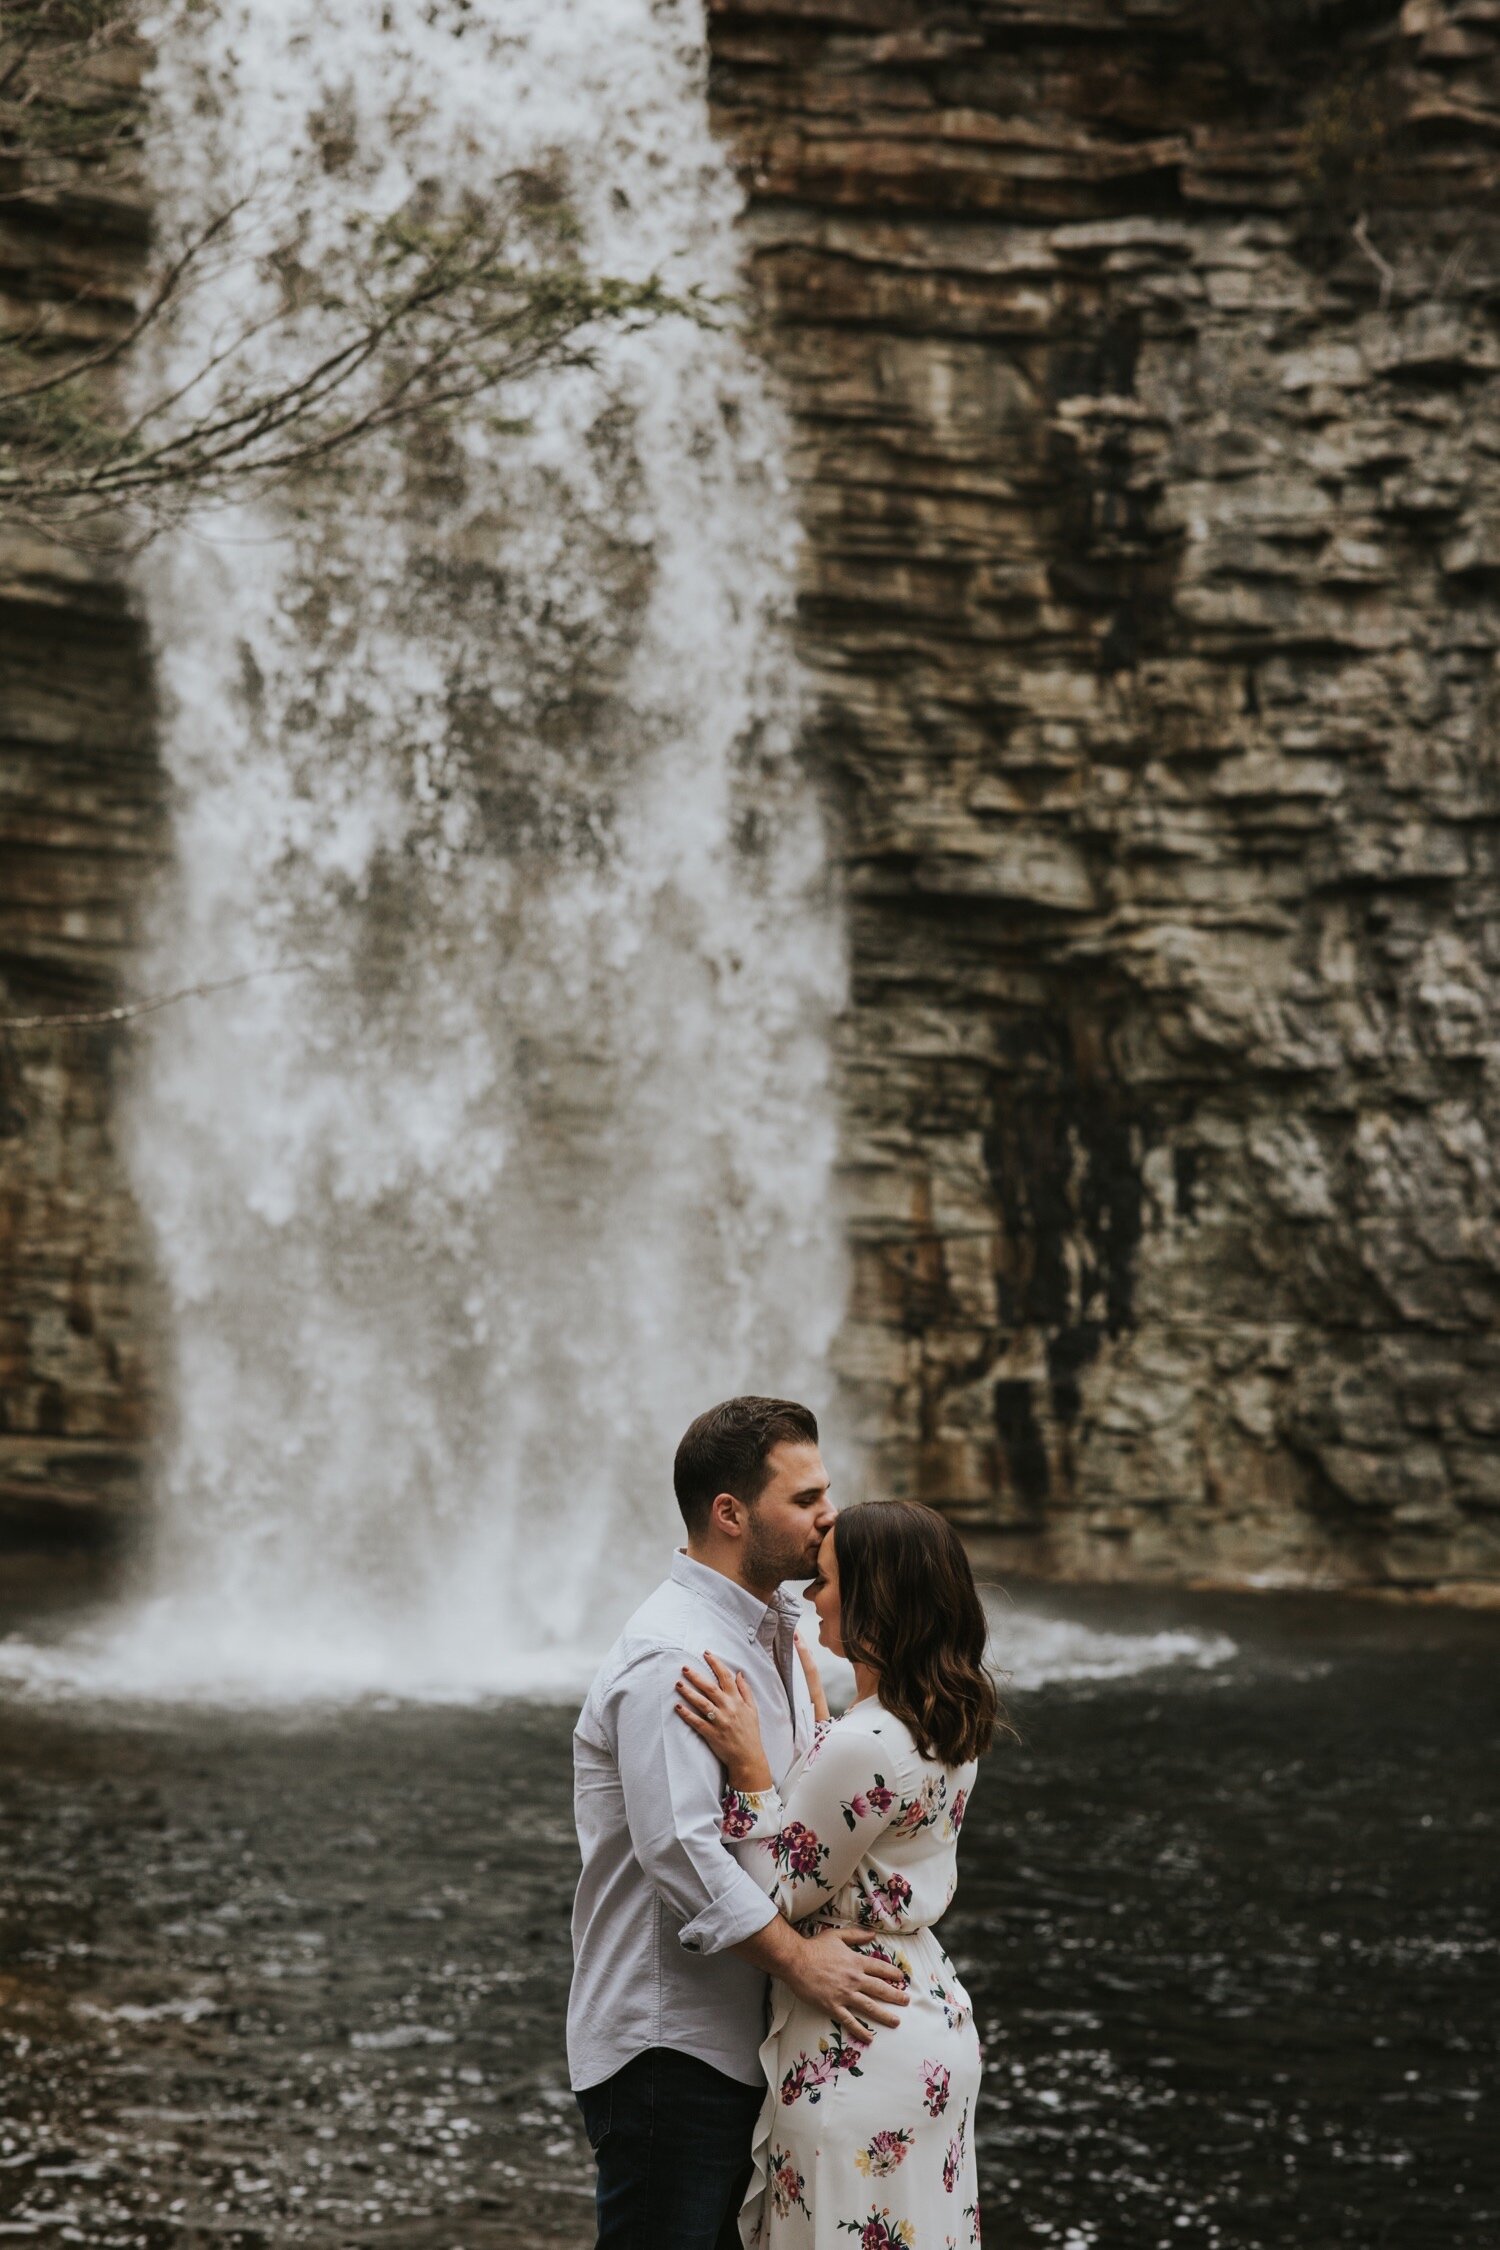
[607,1647,779,1957]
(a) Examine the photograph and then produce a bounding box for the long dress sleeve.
[720,1716,907,1923]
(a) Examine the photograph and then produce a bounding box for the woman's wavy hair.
[833,1500,1011,1766]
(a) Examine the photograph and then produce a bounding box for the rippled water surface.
[0,1592,1494,2248]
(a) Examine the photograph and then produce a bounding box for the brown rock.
[709,0,1500,1594]
[0,30,162,1556]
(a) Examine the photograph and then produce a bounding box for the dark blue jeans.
[576,2045,765,2250]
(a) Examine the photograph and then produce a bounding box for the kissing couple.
[568,1395,998,2248]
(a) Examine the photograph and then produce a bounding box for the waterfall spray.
[94,0,845,1695]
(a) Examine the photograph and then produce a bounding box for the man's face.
[740,1439,835,1587]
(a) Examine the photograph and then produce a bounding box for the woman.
[676,1500,1002,2249]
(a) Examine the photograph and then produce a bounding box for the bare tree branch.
[0,959,319,1033]
[0,5,707,548]
[0,233,701,535]
[0,205,240,405]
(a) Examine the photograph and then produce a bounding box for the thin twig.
[0,262,684,516]
[0,37,696,547]
[0,960,318,1033]
[0,206,242,405]
[1352,212,1395,310]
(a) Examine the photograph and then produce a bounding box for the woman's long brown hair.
[833,1500,1008,1766]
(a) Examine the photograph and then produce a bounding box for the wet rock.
[709,0,1500,1593]
[0,31,163,1554]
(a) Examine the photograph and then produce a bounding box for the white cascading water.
[75,0,847,1695]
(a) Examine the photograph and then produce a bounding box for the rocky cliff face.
[708,0,1500,1593]
[0,25,161,1555]
[3,2,1498,1599]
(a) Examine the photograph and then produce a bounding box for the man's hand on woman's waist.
[732,1916,909,2042]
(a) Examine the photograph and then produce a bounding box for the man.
[568,1396,909,2249]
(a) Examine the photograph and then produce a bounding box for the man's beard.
[742,1507,816,1588]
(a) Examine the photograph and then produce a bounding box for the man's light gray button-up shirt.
[567,1551,814,2091]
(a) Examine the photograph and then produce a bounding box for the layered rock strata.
[4,2,1499,1600]
[0,26,160,1552]
[708,0,1500,1592]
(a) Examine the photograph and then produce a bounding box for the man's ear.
[709,1489,743,1539]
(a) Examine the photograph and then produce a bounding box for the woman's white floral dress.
[722,1699,982,2249]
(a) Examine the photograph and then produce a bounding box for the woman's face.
[806,1524,844,1659]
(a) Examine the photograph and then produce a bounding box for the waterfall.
[96,0,845,1696]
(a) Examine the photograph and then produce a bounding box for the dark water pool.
[0,1593,1495,2249]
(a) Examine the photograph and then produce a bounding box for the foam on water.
[987,1607,1237,1690]
[0,1598,1235,1710]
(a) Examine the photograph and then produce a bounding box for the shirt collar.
[671,1550,802,1647]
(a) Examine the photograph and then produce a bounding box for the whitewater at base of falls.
[0,1599,1237,1710]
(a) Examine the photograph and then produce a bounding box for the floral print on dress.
[942,2102,969,2192]
[803,1718,836,1769]
[963,2200,981,2244]
[857,1870,913,1928]
[780,2025,866,2107]
[923,2059,952,2117]
[836,2211,915,2249]
[893,1771,947,1836]
[723,1786,770,1839]
[854,2127,913,2178]
[773,1819,831,1888]
[948,1787,968,1835]
[840,1772,896,1831]
[768,2145,811,2220]
[862,1938,914,1988]
[929,1972,968,2030]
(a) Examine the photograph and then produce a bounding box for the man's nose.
[813,1499,836,1531]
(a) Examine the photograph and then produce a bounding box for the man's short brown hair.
[673,1396,819,1537]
